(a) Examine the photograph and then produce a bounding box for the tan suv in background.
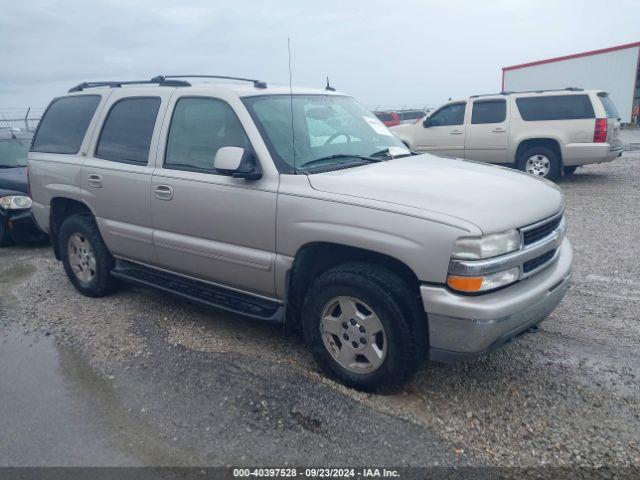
[391,88,623,180]
[28,76,573,391]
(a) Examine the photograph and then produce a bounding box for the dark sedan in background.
[0,132,47,246]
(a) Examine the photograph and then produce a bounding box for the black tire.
[59,214,119,297]
[517,146,561,181]
[563,166,578,175]
[0,218,13,247]
[302,262,427,392]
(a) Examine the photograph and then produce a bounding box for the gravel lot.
[1,152,639,468]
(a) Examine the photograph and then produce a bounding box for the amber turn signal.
[447,275,483,292]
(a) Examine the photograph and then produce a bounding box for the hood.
[0,166,29,195]
[307,155,563,234]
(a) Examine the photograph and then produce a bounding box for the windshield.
[0,138,30,167]
[243,95,409,172]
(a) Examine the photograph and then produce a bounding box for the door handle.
[87,174,102,188]
[492,127,506,133]
[449,130,463,135]
[154,184,174,201]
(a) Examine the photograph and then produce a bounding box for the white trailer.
[502,42,640,123]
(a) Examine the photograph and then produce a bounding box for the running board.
[111,260,284,324]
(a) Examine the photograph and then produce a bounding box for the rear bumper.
[2,209,48,244]
[563,143,623,166]
[421,238,573,362]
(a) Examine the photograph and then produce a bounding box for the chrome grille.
[523,249,556,273]
[523,216,562,246]
[449,212,566,282]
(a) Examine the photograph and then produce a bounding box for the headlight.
[451,229,521,260]
[447,267,520,293]
[0,195,32,210]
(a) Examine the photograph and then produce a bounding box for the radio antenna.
[288,37,297,174]
[325,77,335,92]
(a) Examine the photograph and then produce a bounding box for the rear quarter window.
[516,95,594,121]
[31,95,101,154]
[598,94,620,119]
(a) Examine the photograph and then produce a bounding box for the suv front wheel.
[59,214,119,297]
[517,146,561,180]
[302,263,426,392]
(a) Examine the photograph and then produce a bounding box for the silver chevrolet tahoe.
[28,75,573,391]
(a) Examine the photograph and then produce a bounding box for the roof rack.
[68,78,191,93]
[469,92,510,98]
[470,87,584,98]
[152,75,268,89]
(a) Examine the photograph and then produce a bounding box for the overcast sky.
[1,0,639,113]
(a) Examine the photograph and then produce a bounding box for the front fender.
[276,192,474,286]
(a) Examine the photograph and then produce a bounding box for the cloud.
[1,0,638,110]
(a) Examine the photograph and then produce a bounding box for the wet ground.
[0,249,463,467]
[0,152,639,468]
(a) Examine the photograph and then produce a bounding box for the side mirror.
[422,117,432,128]
[214,146,262,180]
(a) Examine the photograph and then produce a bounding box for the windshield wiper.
[299,154,383,169]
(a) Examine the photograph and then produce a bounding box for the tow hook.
[526,324,539,334]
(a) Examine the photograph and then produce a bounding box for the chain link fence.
[0,108,43,135]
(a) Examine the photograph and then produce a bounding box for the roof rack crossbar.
[153,75,267,89]
[68,78,191,93]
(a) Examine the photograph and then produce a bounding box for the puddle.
[0,328,165,466]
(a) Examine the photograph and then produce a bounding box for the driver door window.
[165,97,250,173]
[415,102,467,157]
[429,103,466,127]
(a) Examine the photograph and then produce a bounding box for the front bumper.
[421,238,573,362]
[2,209,48,244]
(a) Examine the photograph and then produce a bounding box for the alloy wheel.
[319,296,387,374]
[67,233,97,283]
[525,154,551,177]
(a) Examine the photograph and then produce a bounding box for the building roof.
[502,41,640,72]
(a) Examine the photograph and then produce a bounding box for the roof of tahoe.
[67,75,344,97]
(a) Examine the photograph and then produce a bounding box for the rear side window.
[471,100,506,124]
[516,95,594,121]
[31,95,100,154]
[165,97,250,172]
[598,93,620,119]
[95,97,161,164]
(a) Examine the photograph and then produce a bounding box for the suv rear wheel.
[302,263,426,392]
[59,214,119,297]
[517,146,561,180]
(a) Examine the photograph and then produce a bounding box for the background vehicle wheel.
[563,166,578,175]
[517,146,561,180]
[59,214,119,297]
[0,219,13,247]
[302,263,426,392]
